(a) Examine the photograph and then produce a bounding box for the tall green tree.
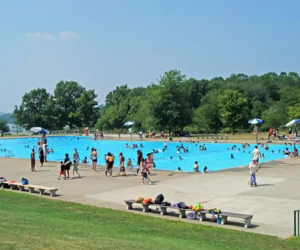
[53,81,85,128]
[13,88,51,129]
[193,90,222,133]
[261,101,288,129]
[0,119,9,137]
[147,70,191,132]
[70,90,99,127]
[218,90,249,134]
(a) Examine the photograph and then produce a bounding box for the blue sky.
[0,0,300,112]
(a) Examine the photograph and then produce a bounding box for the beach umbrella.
[29,127,49,134]
[124,121,135,126]
[248,118,263,143]
[285,119,300,138]
[124,121,135,141]
[285,119,300,127]
[248,118,263,125]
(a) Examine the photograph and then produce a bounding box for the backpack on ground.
[187,212,196,220]
[154,194,164,205]
[21,178,29,185]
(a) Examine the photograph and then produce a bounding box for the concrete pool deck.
[1,156,300,238]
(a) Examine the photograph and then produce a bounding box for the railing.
[294,210,300,236]
[5,150,14,158]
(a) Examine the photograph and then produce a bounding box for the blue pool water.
[0,136,295,172]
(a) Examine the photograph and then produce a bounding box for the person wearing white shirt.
[252,146,261,162]
[249,159,258,187]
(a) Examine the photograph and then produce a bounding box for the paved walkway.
[0,156,299,238]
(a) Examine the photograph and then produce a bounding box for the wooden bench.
[125,200,192,218]
[1,181,58,197]
[125,199,160,212]
[197,210,253,228]
[1,181,27,191]
[27,185,58,197]
[160,205,193,218]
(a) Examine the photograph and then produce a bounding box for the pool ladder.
[5,150,14,158]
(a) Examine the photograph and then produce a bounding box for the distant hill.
[0,113,13,123]
[0,112,6,116]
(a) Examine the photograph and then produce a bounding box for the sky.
[0,0,300,112]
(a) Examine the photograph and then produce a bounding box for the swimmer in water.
[179,156,183,160]
[230,154,234,159]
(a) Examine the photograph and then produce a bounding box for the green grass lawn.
[0,191,299,250]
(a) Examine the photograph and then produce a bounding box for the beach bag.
[187,212,196,220]
[177,202,187,209]
[154,194,164,205]
[171,204,178,208]
[193,204,204,212]
[21,178,29,185]
[135,197,144,203]
[209,208,221,214]
[143,198,152,205]
[161,201,171,206]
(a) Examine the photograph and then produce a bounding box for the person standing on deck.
[249,158,258,187]
[31,149,36,172]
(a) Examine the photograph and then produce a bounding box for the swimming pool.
[0,136,295,172]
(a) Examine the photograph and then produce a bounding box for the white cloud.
[58,31,79,39]
[26,33,54,40]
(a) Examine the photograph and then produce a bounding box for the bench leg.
[19,186,25,191]
[142,205,149,212]
[179,210,186,218]
[160,207,167,215]
[28,187,34,193]
[244,218,251,228]
[50,190,56,197]
[39,189,45,195]
[199,213,206,221]
[126,202,133,210]
[221,216,228,225]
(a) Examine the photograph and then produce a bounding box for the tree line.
[12,70,300,134]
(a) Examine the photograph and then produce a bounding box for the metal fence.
[294,210,300,236]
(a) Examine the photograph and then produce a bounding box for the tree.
[70,90,99,127]
[183,78,208,109]
[218,90,249,134]
[53,81,85,129]
[146,70,191,132]
[13,88,51,129]
[0,119,9,137]
[288,104,300,121]
[193,90,222,133]
[251,100,266,119]
[261,101,288,129]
